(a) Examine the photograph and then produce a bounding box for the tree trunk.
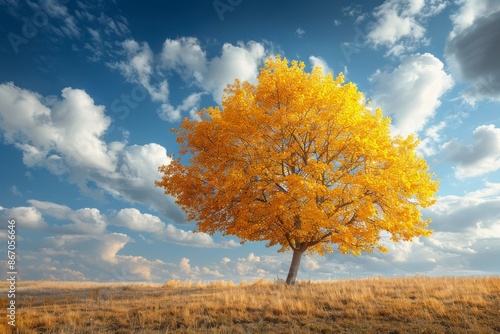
[285,249,305,285]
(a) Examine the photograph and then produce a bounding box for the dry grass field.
[1,276,499,333]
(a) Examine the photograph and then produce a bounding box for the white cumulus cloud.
[26,200,107,235]
[0,83,184,223]
[0,205,47,230]
[443,124,500,179]
[112,208,165,233]
[370,53,453,135]
[110,207,240,248]
[367,0,449,56]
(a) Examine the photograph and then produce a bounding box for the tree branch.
[284,232,298,251]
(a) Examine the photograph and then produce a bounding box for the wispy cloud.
[295,27,306,38]
[111,37,272,121]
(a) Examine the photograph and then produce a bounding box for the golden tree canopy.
[157,56,438,259]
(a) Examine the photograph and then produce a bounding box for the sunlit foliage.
[156,56,439,283]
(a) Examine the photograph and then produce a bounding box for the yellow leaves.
[377,245,389,253]
[156,55,439,258]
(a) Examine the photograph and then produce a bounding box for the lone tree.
[156,56,438,285]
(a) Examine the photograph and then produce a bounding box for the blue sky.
[0,0,499,283]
